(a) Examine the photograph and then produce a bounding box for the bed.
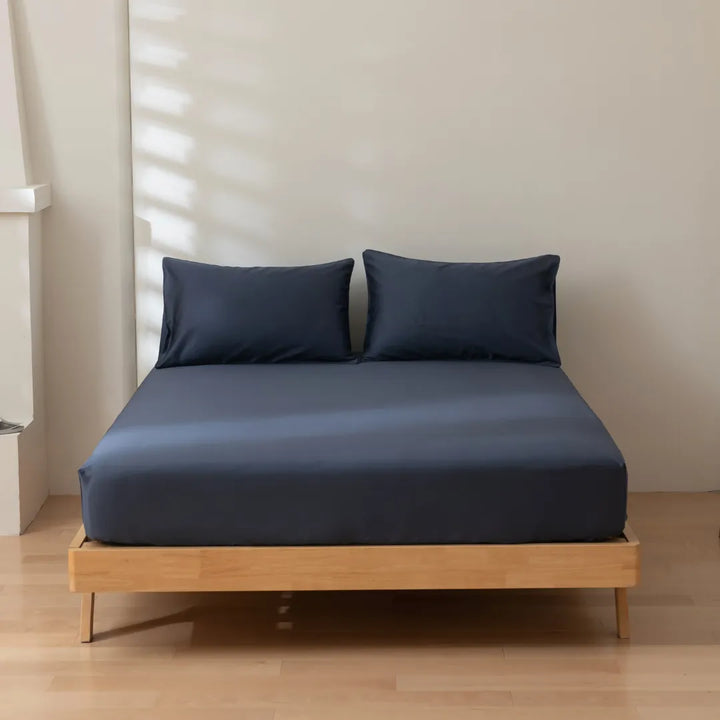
[69,360,639,641]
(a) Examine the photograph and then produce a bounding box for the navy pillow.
[157,257,354,367]
[363,250,561,365]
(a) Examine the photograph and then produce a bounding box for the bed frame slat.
[68,525,639,641]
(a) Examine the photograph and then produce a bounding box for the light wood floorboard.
[0,493,718,718]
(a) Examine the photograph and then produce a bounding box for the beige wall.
[14,0,136,495]
[10,0,720,494]
[131,0,720,492]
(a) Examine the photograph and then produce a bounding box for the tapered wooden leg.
[80,593,95,643]
[615,587,629,639]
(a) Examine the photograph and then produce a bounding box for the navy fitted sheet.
[79,362,627,546]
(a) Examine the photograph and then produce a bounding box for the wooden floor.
[1,494,719,719]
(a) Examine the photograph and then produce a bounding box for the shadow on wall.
[132,1,278,375]
[131,1,399,374]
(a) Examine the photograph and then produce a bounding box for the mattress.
[79,361,627,546]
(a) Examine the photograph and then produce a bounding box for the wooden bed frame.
[68,524,639,643]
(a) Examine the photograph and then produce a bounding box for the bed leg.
[614,587,629,639]
[80,593,95,643]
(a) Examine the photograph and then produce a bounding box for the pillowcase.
[156,257,354,367]
[362,250,561,365]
